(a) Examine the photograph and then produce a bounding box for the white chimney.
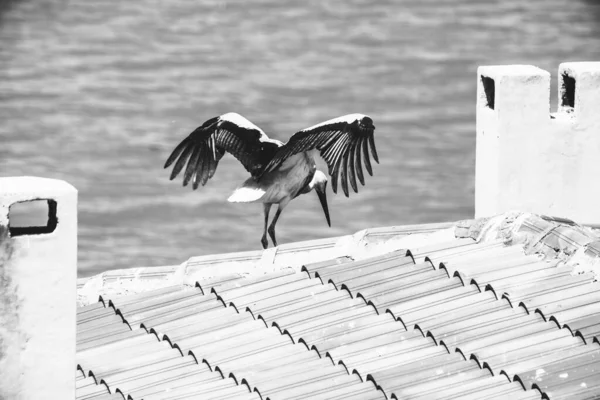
[0,177,77,399]
[475,62,600,224]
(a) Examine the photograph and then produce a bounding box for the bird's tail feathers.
[227,187,266,203]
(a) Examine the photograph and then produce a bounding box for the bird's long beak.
[316,183,331,227]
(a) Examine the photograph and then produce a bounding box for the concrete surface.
[475,62,600,225]
[76,223,457,305]
[0,177,77,399]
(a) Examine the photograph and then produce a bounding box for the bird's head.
[311,170,331,227]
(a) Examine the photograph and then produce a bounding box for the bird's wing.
[262,114,378,197]
[164,112,282,189]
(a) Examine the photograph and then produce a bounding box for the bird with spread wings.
[164,112,378,249]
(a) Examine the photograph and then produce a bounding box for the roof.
[75,212,600,400]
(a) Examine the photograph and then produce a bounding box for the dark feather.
[164,113,281,189]
[330,154,343,194]
[355,137,365,186]
[261,114,377,197]
[348,138,358,193]
[340,143,351,197]
[190,146,204,189]
[198,145,210,187]
[164,138,189,169]
[368,134,379,164]
[183,146,201,186]
[362,135,373,176]
[170,143,193,181]
[327,133,348,169]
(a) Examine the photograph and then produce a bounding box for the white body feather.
[220,112,264,131]
[300,113,366,132]
[220,112,284,146]
[226,186,266,203]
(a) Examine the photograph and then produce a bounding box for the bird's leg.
[261,203,272,249]
[268,199,288,247]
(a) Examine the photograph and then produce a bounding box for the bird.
[164,112,378,249]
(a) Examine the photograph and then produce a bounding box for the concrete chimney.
[0,177,77,399]
[475,62,600,224]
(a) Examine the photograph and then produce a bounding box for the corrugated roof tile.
[76,307,265,400]
[414,374,538,400]
[75,376,110,398]
[151,306,253,343]
[530,283,600,316]
[368,351,463,385]
[215,273,527,398]
[106,289,388,399]
[440,247,540,279]
[405,237,478,264]
[101,285,184,308]
[312,252,412,282]
[516,346,600,391]
[459,381,541,400]
[368,221,456,235]
[296,379,385,400]
[102,355,204,392]
[564,313,600,344]
[367,274,464,311]
[78,301,107,315]
[78,219,600,399]
[392,367,493,399]
[423,240,506,264]
[89,345,180,381]
[269,295,373,331]
[436,307,538,350]
[78,319,130,346]
[142,377,259,400]
[467,260,557,291]
[115,362,211,399]
[404,290,499,332]
[437,244,527,269]
[482,334,585,374]
[195,267,298,294]
[299,245,597,398]
[140,295,232,331]
[510,275,595,308]
[112,287,200,317]
[77,326,150,353]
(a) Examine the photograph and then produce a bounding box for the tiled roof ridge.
[76,221,456,305]
[96,287,379,400]
[293,242,598,398]
[78,296,263,400]
[77,212,600,400]
[206,241,597,398]
[205,254,537,400]
[85,230,600,399]
[455,211,600,279]
[407,242,599,346]
[77,211,600,307]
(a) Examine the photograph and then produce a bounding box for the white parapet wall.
[475,62,600,224]
[0,177,77,399]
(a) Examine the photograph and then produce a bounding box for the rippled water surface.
[2,0,599,276]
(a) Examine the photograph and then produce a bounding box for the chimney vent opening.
[561,72,576,108]
[8,199,58,236]
[481,76,495,110]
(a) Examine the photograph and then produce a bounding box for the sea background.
[1,0,599,277]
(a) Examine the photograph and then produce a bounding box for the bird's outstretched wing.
[262,114,378,197]
[164,113,282,189]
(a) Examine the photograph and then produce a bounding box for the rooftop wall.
[0,177,77,399]
[475,62,600,225]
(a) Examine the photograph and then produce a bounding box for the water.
[1,0,599,277]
